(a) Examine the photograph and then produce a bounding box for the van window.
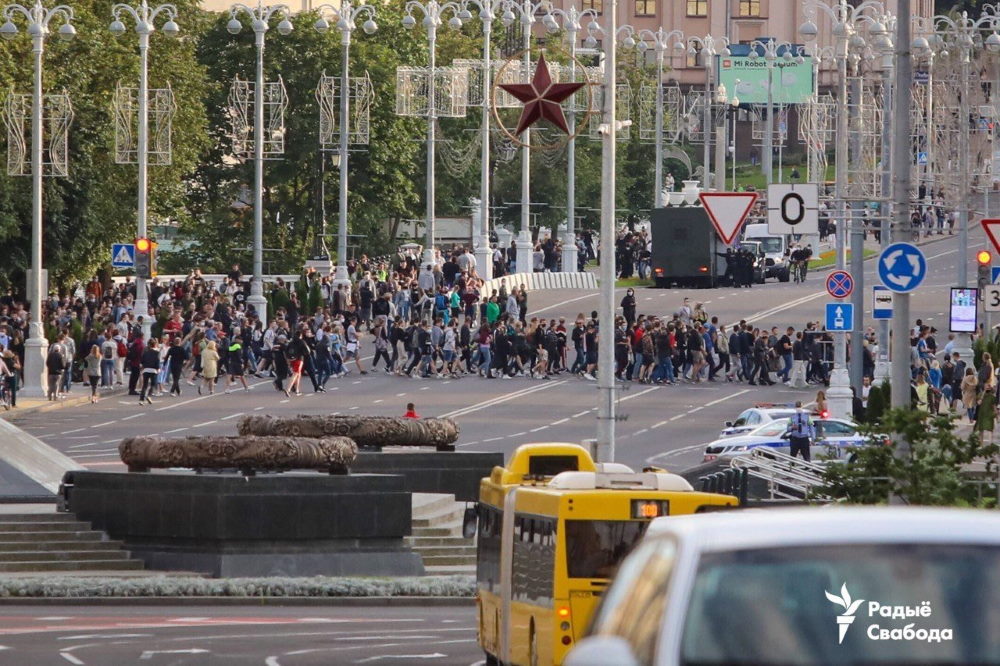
[680,544,1000,664]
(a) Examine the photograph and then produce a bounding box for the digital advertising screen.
[949,287,978,333]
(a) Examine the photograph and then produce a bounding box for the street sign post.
[825,303,854,332]
[985,285,1000,312]
[112,243,135,269]
[698,192,758,245]
[872,286,893,320]
[877,242,927,293]
[766,183,819,235]
[825,270,854,299]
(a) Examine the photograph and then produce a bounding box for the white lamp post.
[687,34,728,189]
[542,3,600,273]
[402,0,463,269]
[227,0,293,319]
[619,25,684,207]
[0,0,75,397]
[314,1,377,289]
[110,0,179,340]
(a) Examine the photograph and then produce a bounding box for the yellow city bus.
[470,443,738,666]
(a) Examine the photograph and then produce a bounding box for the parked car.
[705,417,874,463]
[565,507,1000,666]
[719,405,798,438]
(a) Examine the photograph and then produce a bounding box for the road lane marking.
[164,427,188,434]
[440,380,567,419]
[59,654,84,665]
[529,426,549,432]
[704,389,751,407]
[221,413,244,421]
[121,413,144,421]
[192,421,217,428]
[61,428,85,434]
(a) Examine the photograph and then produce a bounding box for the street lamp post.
[0,0,75,397]
[542,4,599,273]
[930,10,996,364]
[746,38,799,187]
[403,0,462,269]
[110,0,179,340]
[314,1,377,289]
[500,0,544,274]
[227,1,293,319]
[801,0,882,418]
[714,82,739,191]
[460,0,500,280]
[619,25,684,207]
[687,35,728,189]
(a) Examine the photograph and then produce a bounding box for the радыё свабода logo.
[826,583,865,644]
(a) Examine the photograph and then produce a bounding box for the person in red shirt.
[403,402,420,419]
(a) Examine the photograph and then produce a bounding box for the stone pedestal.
[19,334,47,398]
[352,451,503,502]
[63,471,423,578]
[827,368,854,419]
[515,230,533,275]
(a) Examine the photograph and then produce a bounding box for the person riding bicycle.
[789,244,813,283]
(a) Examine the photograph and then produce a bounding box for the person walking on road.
[139,339,161,405]
[45,342,66,401]
[788,401,815,462]
[165,337,188,397]
[84,344,101,404]
[200,340,220,396]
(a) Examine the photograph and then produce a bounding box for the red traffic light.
[135,237,151,253]
[978,250,992,265]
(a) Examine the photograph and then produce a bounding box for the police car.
[719,404,800,438]
[705,417,872,462]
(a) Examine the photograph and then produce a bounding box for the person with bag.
[84,344,102,404]
[126,333,145,395]
[787,401,815,461]
[165,337,188,397]
[200,340,220,396]
[138,338,161,405]
[45,343,66,401]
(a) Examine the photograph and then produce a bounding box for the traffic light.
[977,250,992,294]
[135,237,157,279]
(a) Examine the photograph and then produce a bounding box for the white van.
[742,223,790,282]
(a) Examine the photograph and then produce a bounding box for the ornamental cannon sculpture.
[119,435,358,475]
[237,414,460,451]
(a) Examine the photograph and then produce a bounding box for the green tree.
[0,0,210,291]
[822,408,999,507]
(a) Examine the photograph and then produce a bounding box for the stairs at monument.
[0,513,144,573]
[408,494,476,575]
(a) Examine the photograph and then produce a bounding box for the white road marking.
[58,633,152,640]
[139,649,209,659]
[551,417,570,425]
[192,421,217,428]
[61,428,85,434]
[529,426,549,432]
[220,413,244,421]
[704,389,752,407]
[356,654,446,663]
[255,406,265,410]
[374,399,383,404]
[571,410,591,418]
[397,393,407,397]
[121,413,144,421]
[509,432,527,438]
[483,437,503,442]
[163,427,188,434]
[59,654,84,665]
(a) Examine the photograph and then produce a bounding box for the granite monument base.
[352,451,503,502]
[63,471,423,578]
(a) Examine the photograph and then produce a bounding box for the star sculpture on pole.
[499,52,585,136]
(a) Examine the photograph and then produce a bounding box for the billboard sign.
[717,55,814,105]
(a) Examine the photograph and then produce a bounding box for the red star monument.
[499,52,585,136]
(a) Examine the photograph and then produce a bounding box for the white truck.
[742,223,790,282]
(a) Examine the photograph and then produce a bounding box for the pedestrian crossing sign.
[112,243,135,269]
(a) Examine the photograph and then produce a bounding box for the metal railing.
[730,448,831,501]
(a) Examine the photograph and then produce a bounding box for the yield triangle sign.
[699,192,758,245]
[983,219,1000,255]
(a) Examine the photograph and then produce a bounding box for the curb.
[0,595,475,607]
[2,388,126,421]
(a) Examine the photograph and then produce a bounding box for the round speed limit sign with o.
[767,183,819,235]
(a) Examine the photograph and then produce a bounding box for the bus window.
[528,455,579,477]
[565,520,649,579]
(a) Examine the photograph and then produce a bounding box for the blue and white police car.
[718,404,800,438]
[705,417,876,462]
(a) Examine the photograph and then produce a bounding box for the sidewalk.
[2,387,125,421]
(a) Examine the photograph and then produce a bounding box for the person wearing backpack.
[100,335,117,388]
[787,401,815,462]
[45,343,66,401]
[114,335,128,386]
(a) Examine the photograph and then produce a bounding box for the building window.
[686,39,703,68]
[583,0,603,14]
[635,0,655,16]
[687,0,707,16]
[737,0,760,16]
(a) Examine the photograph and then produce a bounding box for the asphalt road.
[0,605,481,666]
[7,232,982,473]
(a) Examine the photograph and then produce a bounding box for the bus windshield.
[565,520,649,579]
